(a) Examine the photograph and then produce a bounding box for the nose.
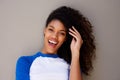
[52,32,58,39]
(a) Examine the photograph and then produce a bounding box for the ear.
[43,27,47,36]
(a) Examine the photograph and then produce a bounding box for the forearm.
[69,52,82,80]
[69,26,83,80]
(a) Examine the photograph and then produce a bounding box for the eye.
[59,32,66,36]
[48,28,54,32]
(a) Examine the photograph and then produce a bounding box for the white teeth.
[48,40,57,44]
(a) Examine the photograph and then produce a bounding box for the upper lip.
[48,40,58,45]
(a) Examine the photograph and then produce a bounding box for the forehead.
[48,19,66,31]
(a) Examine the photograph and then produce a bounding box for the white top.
[30,56,70,80]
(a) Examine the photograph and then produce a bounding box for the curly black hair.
[45,6,96,75]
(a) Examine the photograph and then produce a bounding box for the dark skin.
[69,26,83,80]
[42,20,83,80]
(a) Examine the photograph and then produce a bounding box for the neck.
[41,47,57,55]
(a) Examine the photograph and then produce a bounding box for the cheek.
[44,30,50,38]
[59,36,66,44]
[44,33,49,42]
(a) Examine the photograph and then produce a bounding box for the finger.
[69,28,77,36]
[69,31,77,40]
[70,26,81,38]
[69,31,83,46]
[72,26,80,35]
[69,28,81,39]
[72,26,83,40]
[69,31,83,45]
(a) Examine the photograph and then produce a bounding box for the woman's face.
[42,19,66,54]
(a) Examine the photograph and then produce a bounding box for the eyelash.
[59,32,65,36]
[48,28,53,32]
[48,28,66,36]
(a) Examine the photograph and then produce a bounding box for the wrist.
[71,51,80,60]
[71,55,80,65]
[71,50,79,54]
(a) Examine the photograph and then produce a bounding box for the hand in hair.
[69,26,83,80]
[69,26,83,58]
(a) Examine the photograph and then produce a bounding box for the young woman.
[16,6,96,80]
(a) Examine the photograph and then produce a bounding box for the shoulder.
[17,56,31,65]
[16,52,40,67]
[16,52,41,80]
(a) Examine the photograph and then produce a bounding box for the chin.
[47,50,57,54]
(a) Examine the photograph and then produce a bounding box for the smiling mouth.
[48,40,58,46]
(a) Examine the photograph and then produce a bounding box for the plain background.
[0,0,120,80]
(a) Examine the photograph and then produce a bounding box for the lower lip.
[48,42,57,48]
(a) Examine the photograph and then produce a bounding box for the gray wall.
[0,0,120,80]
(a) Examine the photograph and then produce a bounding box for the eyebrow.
[48,25,54,28]
[49,25,66,32]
